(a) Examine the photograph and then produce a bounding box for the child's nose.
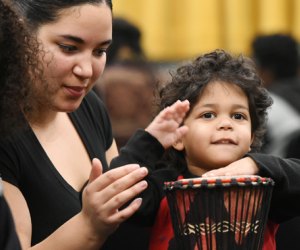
[217,117,233,130]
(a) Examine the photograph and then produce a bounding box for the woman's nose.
[73,57,93,79]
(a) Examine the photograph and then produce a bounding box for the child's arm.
[249,154,300,223]
[203,154,300,223]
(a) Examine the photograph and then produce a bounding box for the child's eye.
[58,44,77,53]
[232,113,246,120]
[201,112,215,119]
[93,48,106,57]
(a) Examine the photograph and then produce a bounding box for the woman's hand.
[145,100,190,149]
[81,158,148,240]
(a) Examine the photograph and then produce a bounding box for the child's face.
[174,81,253,176]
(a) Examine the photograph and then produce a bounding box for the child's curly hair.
[0,1,41,135]
[156,50,273,170]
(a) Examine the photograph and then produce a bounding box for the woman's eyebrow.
[59,34,84,43]
[59,34,112,46]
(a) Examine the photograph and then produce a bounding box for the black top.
[0,91,113,245]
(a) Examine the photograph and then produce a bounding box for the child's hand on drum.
[145,100,190,149]
[202,157,259,177]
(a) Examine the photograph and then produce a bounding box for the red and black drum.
[164,175,274,250]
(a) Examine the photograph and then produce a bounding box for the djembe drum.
[164,175,274,250]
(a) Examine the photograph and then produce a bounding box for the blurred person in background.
[252,34,300,158]
[94,17,156,249]
[252,33,300,250]
[94,18,156,149]
[252,34,300,113]
[106,17,146,66]
[94,61,156,149]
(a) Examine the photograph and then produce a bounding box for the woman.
[0,0,189,249]
[0,1,148,249]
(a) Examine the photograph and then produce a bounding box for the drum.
[164,175,274,250]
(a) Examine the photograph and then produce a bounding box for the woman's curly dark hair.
[0,0,40,135]
[156,49,273,171]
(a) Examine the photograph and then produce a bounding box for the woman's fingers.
[108,198,143,224]
[85,160,148,209]
[82,163,148,232]
[87,161,143,193]
[88,158,103,183]
[81,160,149,238]
[100,178,148,224]
[102,178,147,213]
[83,166,148,229]
[93,167,148,204]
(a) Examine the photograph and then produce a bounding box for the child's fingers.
[202,157,259,177]
[176,125,189,138]
[162,100,190,122]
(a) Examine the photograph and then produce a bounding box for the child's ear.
[173,139,185,151]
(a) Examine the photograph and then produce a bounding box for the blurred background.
[113,0,300,62]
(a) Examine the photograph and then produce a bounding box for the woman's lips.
[64,86,85,97]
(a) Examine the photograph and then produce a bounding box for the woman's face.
[36,3,112,112]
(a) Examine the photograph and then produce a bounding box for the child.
[110,49,292,249]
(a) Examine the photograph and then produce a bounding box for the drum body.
[164,176,274,250]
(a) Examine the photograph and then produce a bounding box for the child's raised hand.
[145,100,190,149]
